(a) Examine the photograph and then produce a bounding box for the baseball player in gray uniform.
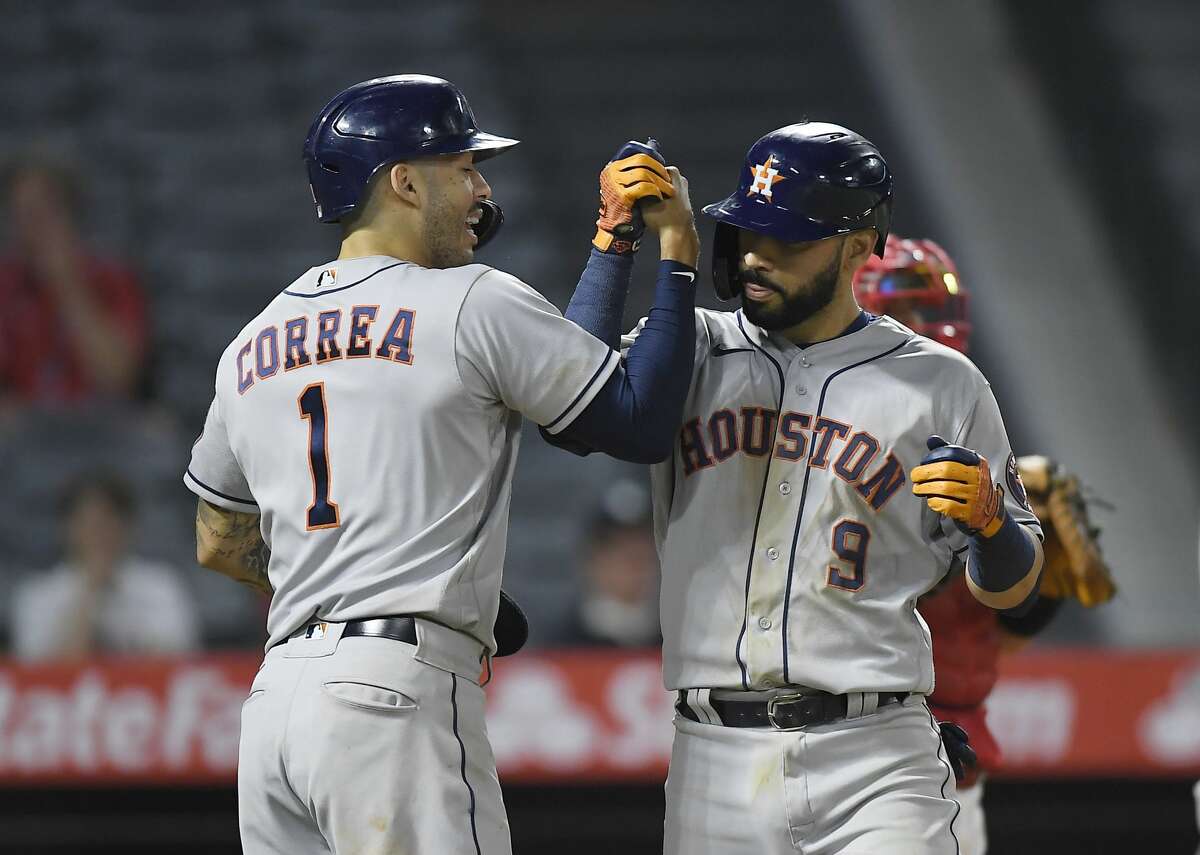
[184,75,700,854]
[551,122,1045,854]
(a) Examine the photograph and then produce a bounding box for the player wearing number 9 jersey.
[183,75,700,855]
[553,122,1044,855]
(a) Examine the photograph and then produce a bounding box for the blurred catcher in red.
[854,235,970,352]
[854,235,1118,855]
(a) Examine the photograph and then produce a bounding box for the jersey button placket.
[790,352,810,396]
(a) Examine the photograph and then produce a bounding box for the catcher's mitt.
[1017,455,1115,607]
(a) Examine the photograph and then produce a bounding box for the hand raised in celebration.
[593,139,675,255]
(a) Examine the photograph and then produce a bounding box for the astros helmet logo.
[747,155,786,201]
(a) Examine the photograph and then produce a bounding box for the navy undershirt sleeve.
[563,248,634,349]
[542,252,696,463]
[997,594,1062,636]
[966,514,1043,615]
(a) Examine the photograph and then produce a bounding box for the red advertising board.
[0,648,1196,784]
[991,649,1200,777]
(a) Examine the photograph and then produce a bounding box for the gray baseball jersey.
[625,309,1040,694]
[185,255,617,651]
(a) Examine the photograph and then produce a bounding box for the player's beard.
[740,245,843,331]
[422,188,474,269]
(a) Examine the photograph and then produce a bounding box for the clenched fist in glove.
[938,721,980,787]
[593,140,675,254]
[911,435,1005,537]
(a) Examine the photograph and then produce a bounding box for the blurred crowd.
[0,151,198,659]
[1,155,146,406]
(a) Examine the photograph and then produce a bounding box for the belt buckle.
[766,692,814,731]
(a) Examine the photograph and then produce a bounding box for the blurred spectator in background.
[0,152,148,406]
[10,471,199,660]
[559,479,661,648]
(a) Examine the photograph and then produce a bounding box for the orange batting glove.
[593,139,674,254]
[911,435,1005,537]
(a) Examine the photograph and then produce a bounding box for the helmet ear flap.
[871,197,893,257]
[711,222,742,301]
[471,199,504,249]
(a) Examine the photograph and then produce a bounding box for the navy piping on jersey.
[792,310,874,348]
[780,337,910,683]
[282,261,407,298]
[542,349,615,431]
[711,345,755,358]
[734,312,787,690]
[450,674,482,855]
[924,703,963,854]
[185,468,258,507]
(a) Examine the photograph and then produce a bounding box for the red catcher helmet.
[853,234,971,352]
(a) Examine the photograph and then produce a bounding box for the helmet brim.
[421,131,520,162]
[702,193,856,246]
[459,132,521,161]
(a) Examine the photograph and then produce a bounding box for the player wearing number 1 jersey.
[182,75,700,855]
[553,122,1044,854]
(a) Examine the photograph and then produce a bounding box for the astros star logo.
[747,155,786,201]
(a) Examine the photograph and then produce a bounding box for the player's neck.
[776,289,863,347]
[338,223,430,267]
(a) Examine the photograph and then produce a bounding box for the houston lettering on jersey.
[678,406,906,511]
[235,305,416,395]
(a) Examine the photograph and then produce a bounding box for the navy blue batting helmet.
[303,74,519,227]
[702,122,893,300]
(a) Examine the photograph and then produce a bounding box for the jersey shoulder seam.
[451,265,501,400]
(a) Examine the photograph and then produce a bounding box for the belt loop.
[860,692,880,717]
[846,692,865,719]
[687,689,720,725]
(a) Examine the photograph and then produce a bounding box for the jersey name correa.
[186,256,617,651]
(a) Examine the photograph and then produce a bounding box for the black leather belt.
[341,615,418,644]
[279,615,420,649]
[677,690,908,731]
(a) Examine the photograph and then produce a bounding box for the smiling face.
[737,230,852,331]
[414,152,492,269]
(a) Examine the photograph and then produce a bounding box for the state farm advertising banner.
[0,648,1197,785]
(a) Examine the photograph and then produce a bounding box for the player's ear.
[842,229,877,276]
[387,162,421,209]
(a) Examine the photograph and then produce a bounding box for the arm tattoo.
[196,499,273,595]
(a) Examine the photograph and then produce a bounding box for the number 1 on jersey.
[299,382,341,530]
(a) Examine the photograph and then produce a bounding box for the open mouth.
[465,208,481,246]
[742,281,776,301]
